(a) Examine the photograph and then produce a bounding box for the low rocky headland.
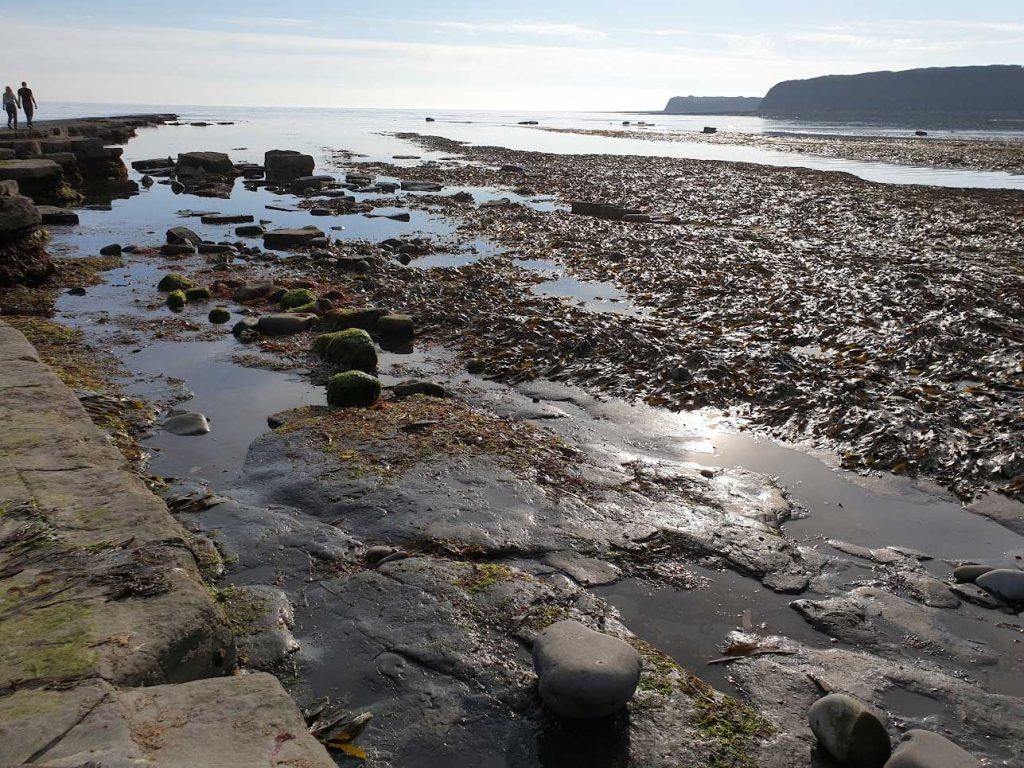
[1,115,1022,767]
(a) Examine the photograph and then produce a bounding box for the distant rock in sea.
[663,96,762,114]
[759,64,1024,121]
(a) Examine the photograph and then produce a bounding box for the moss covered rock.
[280,287,316,309]
[185,286,212,302]
[209,307,231,324]
[167,290,187,310]
[157,272,193,292]
[316,306,385,332]
[326,370,382,408]
[313,328,377,372]
[377,313,415,342]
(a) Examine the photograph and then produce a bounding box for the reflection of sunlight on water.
[36,102,1023,191]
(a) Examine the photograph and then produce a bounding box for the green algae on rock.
[317,307,385,332]
[156,272,193,292]
[208,307,231,324]
[185,286,212,302]
[313,328,378,372]
[326,370,382,408]
[280,287,316,309]
[166,290,187,310]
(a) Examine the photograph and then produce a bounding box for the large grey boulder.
[975,569,1024,604]
[532,620,641,719]
[264,149,315,181]
[263,225,324,249]
[0,195,41,238]
[177,151,236,177]
[166,225,201,246]
[884,730,980,768]
[808,693,891,768]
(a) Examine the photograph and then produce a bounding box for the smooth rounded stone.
[208,307,231,324]
[233,282,275,303]
[156,272,193,292]
[162,412,211,436]
[166,290,187,310]
[532,620,641,720]
[326,370,382,408]
[392,379,447,400]
[235,224,265,237]
[255,313,317,336]
[975,569,1024,604]
[884,729,980,768]
[808,693,891,768]
[0,195,41,237]
[313,329,378,372]
[99,243,122,256]
[953,564,995,584]
[376,313,414,342]
[176,151,236,176]
[35,205,79,226]
[166,225,201,246]
[543,552,620,587]
[280,287,316,310]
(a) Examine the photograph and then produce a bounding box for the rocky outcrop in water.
[0,185,52,286]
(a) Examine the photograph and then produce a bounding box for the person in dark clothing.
[18,82,36,128]
[3,87,17,129]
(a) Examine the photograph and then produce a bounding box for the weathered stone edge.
[0,320,333,767]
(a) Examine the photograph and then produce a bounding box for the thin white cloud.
[430,20,606,39]
[343,16,606,40]
[224,17,311,29]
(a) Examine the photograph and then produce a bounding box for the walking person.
[3,86,18,129]
[17,82,36,128]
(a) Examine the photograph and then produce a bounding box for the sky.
[4,1,1023,110]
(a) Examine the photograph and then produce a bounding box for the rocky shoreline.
[541,125,1024,174]
[2,120,1023,766]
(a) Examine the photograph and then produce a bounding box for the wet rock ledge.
[0,114,174,204]
[0,320,333,767]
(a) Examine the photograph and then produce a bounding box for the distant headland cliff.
[664,65,1024,122]
[663,96,762,114]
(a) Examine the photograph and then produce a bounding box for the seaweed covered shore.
[324,134,1024,504]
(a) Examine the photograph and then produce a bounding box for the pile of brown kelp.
[320,137,1024,502]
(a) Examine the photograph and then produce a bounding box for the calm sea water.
[38,102,1024,190]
